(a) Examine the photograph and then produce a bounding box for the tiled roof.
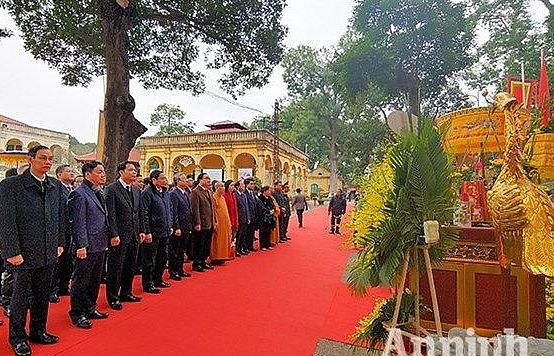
[0,114,29,126]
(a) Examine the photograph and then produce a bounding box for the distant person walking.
[292,188,308,228]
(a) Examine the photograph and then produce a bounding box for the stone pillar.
[164,149,172,177]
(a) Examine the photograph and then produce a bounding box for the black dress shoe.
[11,341,31,356]
[169,273,182,281]
[154,281,171,288]
[120,294,142,302]
[29,331,59,344]
[58,288,70,296]
[86,310,109,319]
[109,301,123,310]
[72,317,92,329]
[203,263,215,270]
[181,271,192,278]
[144,286,161,294]
[192,265,205,272]
[48,294,60,303]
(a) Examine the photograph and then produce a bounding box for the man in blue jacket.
[68,161,109,329]
[168,173,193,280]
[140,170,179,293]
[0,145,65,356]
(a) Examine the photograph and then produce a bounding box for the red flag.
[538,52,551,128]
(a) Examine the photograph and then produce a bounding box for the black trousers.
[259,228,272,249]
[296,209,305,227]
[278,213,288,241]
[330,214,342,233]
[192,229,213,268]
[185,231,194,262]
[141,235,168,287]
[106,238,139,303]
[69,251,105,321]
[236,223,248,253]
[1,269,14,307]
[246,223,256,250]
[168,233,187,274]
[9,264,55,345]
[50,247,72,295]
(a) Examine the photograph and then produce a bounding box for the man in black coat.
[105,161,144,310]
[233,180,250,256]
[0,145,65,356]
[68,161,110,329]
[244,178,258,252]
[49,164,75,303]
[168,173,193,280]
[328,189,347,234]
[140,170,179,293]
[272,180,289,243]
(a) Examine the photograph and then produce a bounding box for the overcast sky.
[0,2,356,143]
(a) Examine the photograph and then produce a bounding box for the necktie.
[127,185,134,204]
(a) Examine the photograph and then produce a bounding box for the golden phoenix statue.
[488,92,554,276]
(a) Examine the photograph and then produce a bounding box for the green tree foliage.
[149,103,194,136]
[3,0,286,179]
[337,0,474,116]
[467,0,546,89]
[251,45,391,184]
[69,135,96,155]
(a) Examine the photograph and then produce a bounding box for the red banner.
[507,77,537,108]
[538,53,551,128]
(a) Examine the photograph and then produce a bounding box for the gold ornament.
[488,92,554,276]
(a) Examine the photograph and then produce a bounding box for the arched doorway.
[6,138,23,152]
[233,153,256,180]
[146,156,164,173]
[172,155,196,179]
[199,154,225,181]
[264,155,272,185]
[27,141,40,150]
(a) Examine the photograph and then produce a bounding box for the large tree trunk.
[329,116,339,195]
[99,1,146,181]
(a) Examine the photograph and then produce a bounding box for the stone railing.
[140,130,309,160]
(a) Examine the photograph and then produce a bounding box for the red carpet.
[0,205,388,355]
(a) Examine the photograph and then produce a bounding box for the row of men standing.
[0,144,298,356]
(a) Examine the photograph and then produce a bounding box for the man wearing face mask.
[68,161,110,329]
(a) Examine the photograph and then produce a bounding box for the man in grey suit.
[68,161,109,329]
[105,161,144,310]
[0,145,65,356]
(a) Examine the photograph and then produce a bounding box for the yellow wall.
[139,130,309,190]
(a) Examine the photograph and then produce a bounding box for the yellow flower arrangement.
[349,154,394,246]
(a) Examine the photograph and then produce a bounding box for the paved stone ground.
[313,339,381,356]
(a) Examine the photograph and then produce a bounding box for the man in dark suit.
[68,161,109,329]
[272,180,289,243]
[0,145,65,356]
[105,161,144,310]
[49,164,75,303]
[140,170,179,293]
[233,180,250,256]
[168,173,193,280]
[244,178,258,252]
[190,173,216,272]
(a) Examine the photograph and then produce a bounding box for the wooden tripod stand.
[389,244,442,337]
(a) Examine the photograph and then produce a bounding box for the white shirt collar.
[119,178,131,189]
[30,171,46,182]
